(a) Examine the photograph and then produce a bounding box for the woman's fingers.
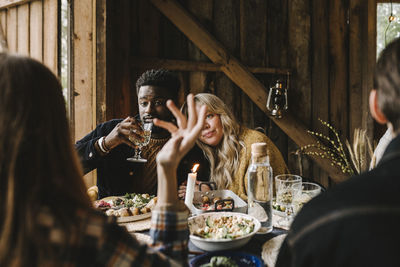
[189,104,207,138]
[186,94,197,129]
[153,118,178,133]
[166,100,187,129]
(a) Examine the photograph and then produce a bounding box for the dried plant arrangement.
[296,119,375,177]
[345,128,375,175]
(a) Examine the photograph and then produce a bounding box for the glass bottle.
[247,142,273,233]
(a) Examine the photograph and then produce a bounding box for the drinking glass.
[275,174,302,224]
[126,122,152,163]
[293,182,321,212]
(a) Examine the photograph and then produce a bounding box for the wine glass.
[126,122,152,163]
[275,174,302,226]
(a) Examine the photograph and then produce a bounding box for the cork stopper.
[251,142,267,155]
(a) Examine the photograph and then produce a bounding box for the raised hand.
[154,94,206,204]
[154,94,206,168]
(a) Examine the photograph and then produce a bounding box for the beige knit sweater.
[227,128,289,200]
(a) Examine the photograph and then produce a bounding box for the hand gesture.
[154,94,206,168]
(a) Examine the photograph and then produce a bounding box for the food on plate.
[272,199,286,212]
[200,256,239,267]
[202,195,210,203]
[193,215,255,240]
[212,197,222,204]
[195,196,233,211]
[94,193,157,217]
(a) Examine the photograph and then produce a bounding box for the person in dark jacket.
[75,69,208,198]
[276,38,400,267]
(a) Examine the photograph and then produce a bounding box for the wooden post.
[150,0,348,182]
[311,0,330,186]
[30,0,43,61]
[17,3,29,56]
[0,9,7,51]
[7,7,17,52]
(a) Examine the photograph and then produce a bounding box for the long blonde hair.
[0,54,91,266]
[188,93,244,189]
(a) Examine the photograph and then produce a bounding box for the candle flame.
[192,164,199,173]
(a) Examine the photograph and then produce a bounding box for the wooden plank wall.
[72,0,96,187]
[0,0,58,73]
[101,0,376,188]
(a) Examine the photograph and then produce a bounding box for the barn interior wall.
[102,0,375,187]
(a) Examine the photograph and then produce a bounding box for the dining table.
[135,225,287,265]
[189,227,287,259]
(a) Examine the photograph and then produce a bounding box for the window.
[377,3,400,58]
[60,0,69,112]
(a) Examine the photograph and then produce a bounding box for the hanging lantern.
[266,80,288,119]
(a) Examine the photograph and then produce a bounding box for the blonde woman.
[181,93,289,200]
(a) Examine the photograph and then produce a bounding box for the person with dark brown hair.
[0,53,206,266]
[75,69,208,199]
[75,69,181,198]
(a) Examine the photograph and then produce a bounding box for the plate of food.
[190,251,263,267]
[191,189,248,215]
[272,198,286,217]
[188,212,261,251]
[94,193,157,223]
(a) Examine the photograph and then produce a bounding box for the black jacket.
[75,119,210,199]
[276,134,400,267]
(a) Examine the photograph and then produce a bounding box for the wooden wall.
[0,0,58,74]
[95,0,376,188]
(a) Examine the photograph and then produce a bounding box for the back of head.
[375,38,400,132]
[0,54,90,265]
[136,69,180,102]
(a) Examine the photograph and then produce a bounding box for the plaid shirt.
[36,202,189,266]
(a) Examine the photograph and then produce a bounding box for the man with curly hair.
[76,69,207,199]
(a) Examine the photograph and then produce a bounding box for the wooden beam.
[150,0,348,182]
[0,0,36,9]
[132,58,291,74]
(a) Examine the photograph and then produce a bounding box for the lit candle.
[185,164,199,209]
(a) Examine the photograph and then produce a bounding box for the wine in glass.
[127,122,152,163]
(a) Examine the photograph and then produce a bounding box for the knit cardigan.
[227,127,289,200]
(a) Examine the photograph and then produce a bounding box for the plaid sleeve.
[97,217,182,267]
[149,201,189,264]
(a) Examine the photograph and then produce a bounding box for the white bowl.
[188,212,261,251]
